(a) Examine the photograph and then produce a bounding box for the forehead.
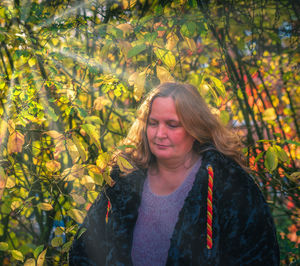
[149,97,179,120]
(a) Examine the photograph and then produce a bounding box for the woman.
[69,82,279,265]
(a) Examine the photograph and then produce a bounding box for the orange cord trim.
[206,165,214,249]
[105,200,111,224]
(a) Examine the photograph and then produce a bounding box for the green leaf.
[180,21,196,37]
[51,236,63,247]
[72,134,87,162]
[127,44,147,58]
[37,249,46,266]
[209,76,226,98]
[47,106,58,122]
[0,242,9,251]
[11,250,24,262]
[81,124,101,150]
[265,147,278,172]
[220,110,230,125]
[76,227,87,239]
[274,145,289,162]
[62,241,73,253]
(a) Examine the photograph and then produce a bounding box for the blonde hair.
[121,82,245,169]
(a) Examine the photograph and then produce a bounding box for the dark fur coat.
[69,149,280,265]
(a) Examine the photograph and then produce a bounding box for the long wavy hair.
[120,82,245,169]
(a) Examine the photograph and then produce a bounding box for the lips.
[154,143,169,148]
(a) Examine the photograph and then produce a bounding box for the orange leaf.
[7,131,25,154]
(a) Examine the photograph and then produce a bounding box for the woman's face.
[147,97,195,162]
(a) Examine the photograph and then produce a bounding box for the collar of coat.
[102,147,231,265]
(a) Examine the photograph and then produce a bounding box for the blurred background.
[0,0,298,265]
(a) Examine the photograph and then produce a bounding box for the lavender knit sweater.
[131,157,202,266]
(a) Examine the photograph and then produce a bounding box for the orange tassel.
[206,165,214,249]
[105,200,111,224]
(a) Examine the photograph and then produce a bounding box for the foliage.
[0,0,299,264]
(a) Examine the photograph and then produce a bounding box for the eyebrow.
[148,118,181,124]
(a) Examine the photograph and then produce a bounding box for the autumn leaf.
[81,124,101,150]
[0,242,8,251]
[156,66,174,83]
[38,203,53,211]
[11,250,24,262]
[154,48,176,70]
[72,134,88,162]
[117,156,134,172]
[7,131,25,154]
[166,32,179,50]
[24,258,36,266]
[0,166,7,200]
[66,138,80,163]
[37,249,47,266]
[80,175,95,190]
[68,208,85,224]
[46,160,61,172]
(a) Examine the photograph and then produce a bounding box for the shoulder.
[201,148,264,206]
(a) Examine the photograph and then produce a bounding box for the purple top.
[131,157,202,266]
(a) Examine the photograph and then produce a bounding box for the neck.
[151,150,199,177]
[148,151,200,195]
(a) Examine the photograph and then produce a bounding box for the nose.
[156,124,167,138]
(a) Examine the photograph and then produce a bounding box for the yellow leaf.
[66,139,79,163]
[128,72,138,86]
[11,201,22,211]
[117,156,134,172]
[184,37,196,52]
[45,130,64,140]
[0,242,9,251]
[52,38,59,46]
[166,32,179,50]
[37,249,47,266]
[72,135,87,162]
[68,208,85,224]
[263,108,276,121]
[93,96,110,111]
[154,48,176,70]
[71,193,86,205]
[7,131,25,154]
[87,191,99,203]
[24,258,36,266]
[38,203,53,211]
[96,152,110,170]
[0,119,8,145]
[133,71,146,101]
[46,160,61,172]
[116,23,133,35]
[80,175,95,190]
[8,120,15,134]
[5,175,15,189]
[11,250,24,262]
[122,0,137,9]
[156,66,174,83]
[103,171,116,187]
[81,124,101,150]
[28,58,36,67]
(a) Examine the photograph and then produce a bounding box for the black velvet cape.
[69,149,280,265]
